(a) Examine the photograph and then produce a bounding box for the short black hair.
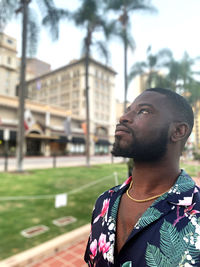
[145,88,194,137]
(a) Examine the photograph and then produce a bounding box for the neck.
[131,157,180,197]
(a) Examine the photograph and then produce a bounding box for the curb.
[0,224,90,267]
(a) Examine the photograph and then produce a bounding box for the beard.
[111,124,169,162]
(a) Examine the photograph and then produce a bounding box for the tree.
[128,46,173,89]
[186,80,200,146]
[160,52,196,94]
[68,0,114,166]
[0,0,65,171]
[104,0,157,112]
[43,1,115,167]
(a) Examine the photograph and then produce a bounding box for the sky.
[4,0,200,101]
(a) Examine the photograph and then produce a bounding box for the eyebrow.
[138,103,155,109]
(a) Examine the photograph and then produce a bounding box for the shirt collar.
[166,169,196,206]
[119,170,196,207]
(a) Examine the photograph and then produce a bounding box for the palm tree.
[0,0,16,33]
[104,0,157,112]
[163,52,196,93]
[70,0,114,166]
[0,0,65,171]
[128,46,173,89]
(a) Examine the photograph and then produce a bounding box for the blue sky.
[4,0,200,101]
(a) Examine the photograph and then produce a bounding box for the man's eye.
[138,109,150,114]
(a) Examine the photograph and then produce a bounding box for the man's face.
[112,91,173,162]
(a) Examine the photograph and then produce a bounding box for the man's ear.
[170,122,190,143]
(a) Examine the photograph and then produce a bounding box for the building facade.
[0,32,18,96]
[0,94,88,156]
[0,32,117,156]
[26,57,117,155]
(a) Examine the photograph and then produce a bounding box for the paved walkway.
[33,239,88,267]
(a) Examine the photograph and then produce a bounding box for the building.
[116,99,131,123]
[0,32,52,97]
[0,32,117,156]
[26,58,51,80]
[0,32,18,96]
[26,57,117,155]
[0,94,88,156]
[193,103,200,148]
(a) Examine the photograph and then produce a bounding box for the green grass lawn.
[0,161,199,260]
[0,163,127,260]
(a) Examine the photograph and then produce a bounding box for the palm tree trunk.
[17,0,29,172]
[123,28,128,113]
[85,41,90,167]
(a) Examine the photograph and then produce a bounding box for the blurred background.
[0,0,200,265]
[1,0,200,168]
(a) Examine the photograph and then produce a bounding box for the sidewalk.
[0,155,123,172]
[33,239,87,267]
[0,224,90,267]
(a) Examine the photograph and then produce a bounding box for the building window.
[7,39,13,44]
[7,56,11,64]
[50,87,57,94]
[50,96,57,104]
[73,79,80,88]
[73,69,80,77]
[72,101,79,109]
[72,91,79,99]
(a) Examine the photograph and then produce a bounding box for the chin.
[111,142,133,158]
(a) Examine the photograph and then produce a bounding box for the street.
[0,155,124,172]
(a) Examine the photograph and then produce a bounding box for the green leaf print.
[160,220,184,263]
[146,220,200,266]
[146,243,171,267]
[136,207,162,228]
[111,195,121,219]
[153,192,168,205]
[175,175,194,192]
[122,261,132,267]
[179,220,200,263]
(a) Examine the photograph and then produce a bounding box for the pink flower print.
[108,189,114,196]
[190,210,200,215]
[98,233,110,254]
[120,176,132,189]
[184,203,195,213]
[100,199,110,217]
[90,239,97,259]
[174,203,200,226]
[184,203,200,216]
[93,199,110,224]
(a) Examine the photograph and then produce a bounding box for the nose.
[119,112,132,124]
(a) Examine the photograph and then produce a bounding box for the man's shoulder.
[95,176,132,204]
[95,184,122,203]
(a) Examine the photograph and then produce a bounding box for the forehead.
[131,91,169,111]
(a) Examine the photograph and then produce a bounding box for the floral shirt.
[84,170,200,267]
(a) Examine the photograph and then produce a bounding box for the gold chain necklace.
[126,181,168,203]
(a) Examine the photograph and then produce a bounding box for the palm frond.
[26,7,39,56]
[42,7,69,41]
[0,0,16,31]
[128,62,147,85]
[95,40,110,64]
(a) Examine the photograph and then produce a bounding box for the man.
[84,88,200,267]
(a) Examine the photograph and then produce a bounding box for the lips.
[115,125,131,136]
